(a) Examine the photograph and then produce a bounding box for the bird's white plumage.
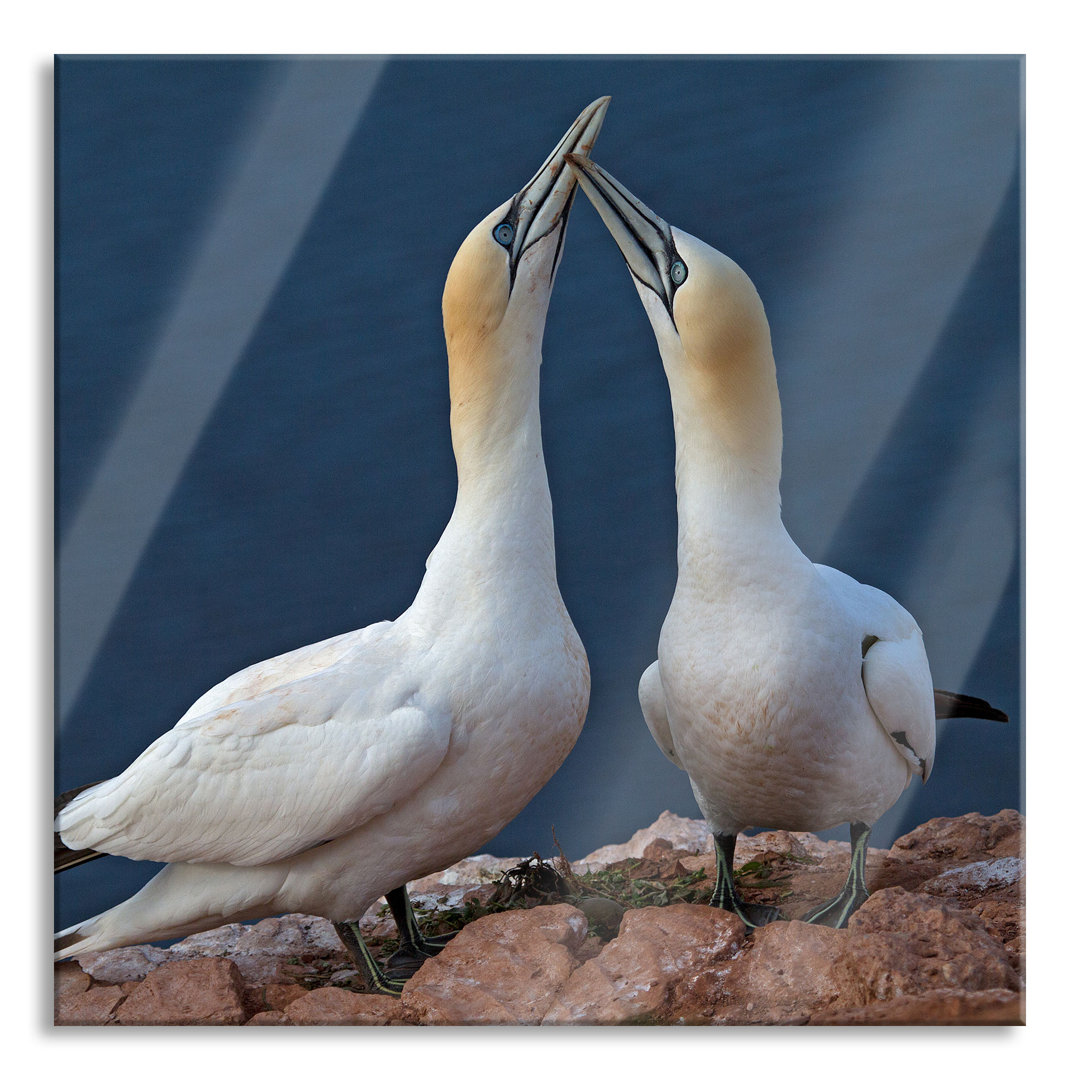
[58,622,454,866]
[565,155,936,851]
[640,230,936,838]
[654,536,927,836]
[815,563,936,782]
[176,625,373,723]
[638,661,681,769]
[55,98,608,958]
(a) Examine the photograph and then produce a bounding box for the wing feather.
[639,661,684,769]
[861,634,936,781]
[176,624,387,724]
[56,671,452,866]
[815,564,936,782]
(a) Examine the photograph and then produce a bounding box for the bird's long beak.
[499,96,610,282]
[564,154,684,319]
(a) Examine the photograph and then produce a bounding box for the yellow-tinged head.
[565,154,783,488]
[441,98,610,426]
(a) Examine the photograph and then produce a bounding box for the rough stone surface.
[543,904,746,1025]
[73,943,173,984]
[409,854,524,894]
[164,913,349,984]
[809,987,1023,1025]
[863,811,1023,906]
[400,903,588,1025]
[112,957,247,1026]
[713,889,1020,1025]
[283,986,406,1025]
[54,810,1025,1027]
[245,1009,289,1025]
[54,963,126,1026]
[241,980,307,1019]
[575,811,713,871]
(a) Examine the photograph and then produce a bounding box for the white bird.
[565,153,1006,929]
[53,97,609,993]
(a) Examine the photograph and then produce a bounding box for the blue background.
[55,56,1022,931]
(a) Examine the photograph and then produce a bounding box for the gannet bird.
[565,154,1006,929]
[53,97,609,993]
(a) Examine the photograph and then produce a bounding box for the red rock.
[53,811,1025,1028]
[401,903,588,1025]
[242,980,308,1020]
[641,838,674,859]
[54,963,126,1026]
[265,982,309,1011]
[575,811,713,870]
[284,987,407,1025]
[543,904,746,1025]
[890,810,1023,861]
[845,885,1017,976]
[54,963,90,999]
[810,987,1024,1025]
[112,957,246,1025]
[970,896,1025,976]
[245,1010,290,1025]
[57,984,127,1026]
[165,913,354,984]
[715,889,1019,1025]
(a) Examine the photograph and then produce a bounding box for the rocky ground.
[54,809,1024,1026]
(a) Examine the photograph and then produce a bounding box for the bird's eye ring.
[670,260,688,286]
[494,222,515,247]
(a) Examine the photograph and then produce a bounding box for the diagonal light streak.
[878,361,1018,830]
[608,63,1020,847]
[778,62,1019,563]
[58,57,387,727]
[774,65,1020,839]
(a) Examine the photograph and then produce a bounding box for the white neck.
[662,342,796,590]
[414,336,558,615]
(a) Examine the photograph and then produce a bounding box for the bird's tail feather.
[934,689,1009,723]
[54,781,107,873]
[54,912,127,961]
[54,922,93,958]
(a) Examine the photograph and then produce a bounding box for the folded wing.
[55,669,452,867]
[815,563,936,783]
[639,660,684,769]
[861,633,936,781]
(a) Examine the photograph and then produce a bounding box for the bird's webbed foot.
[799,885,869,929]
[799,821,872,930]
[724,899,785,928]
[378,884,460,979]
[382,930,457,978]
[709,832,786,929]
[333,920,408,996]
[382,943,434,980]
[416,929,457,950]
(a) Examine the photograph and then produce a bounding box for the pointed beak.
[564,154,685,320]
[499,96,610,281]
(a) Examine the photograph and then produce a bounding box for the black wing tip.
[54,928,88,955]
[54,843,106,873]
[934,689,1009,724]
[54,781,106,873]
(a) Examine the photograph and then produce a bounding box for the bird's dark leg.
[381,884,456,979]
[709,832,783,928]
[801,821,871,929]
[333,920,407,997]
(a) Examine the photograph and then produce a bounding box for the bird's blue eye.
[670,260,687,286]
[494,222,515,247]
